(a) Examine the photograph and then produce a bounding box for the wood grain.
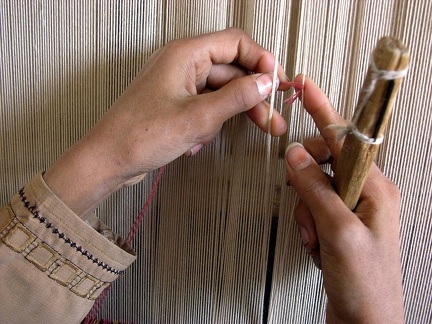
[333,37,410,210]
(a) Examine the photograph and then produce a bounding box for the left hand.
[44,28,288,217]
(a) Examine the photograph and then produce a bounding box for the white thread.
[354,54,408,124]
[329,53,408,145]
[267,0,286,135]
[326,123,384,145]
[265,0,286,214]
[298,2,311,145]
[369,54,409,80]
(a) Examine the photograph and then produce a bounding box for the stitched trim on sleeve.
[18,187,124,275]
[1,203,113,300]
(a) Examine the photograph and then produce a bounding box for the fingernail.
[312,254,322,270]
[299,226,309,245]
[190,143,203,156]
[256,73,274,97]
[305,247,322,270]
[285,142,304,155]
[285,142,303,183]
[184,144,204,157]
[285,142,311,171]
[274,75,280,90]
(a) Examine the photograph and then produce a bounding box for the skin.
[44,28,289,218]
[285,75,404,323]
[43,28,404,322]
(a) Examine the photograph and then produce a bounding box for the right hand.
[284,75,404,323]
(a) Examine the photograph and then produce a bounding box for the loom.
[0,1,430,323]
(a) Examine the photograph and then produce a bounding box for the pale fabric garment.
[1,1,431,323]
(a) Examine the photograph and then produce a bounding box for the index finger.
[294,74,346,157]
[194,28,287,80]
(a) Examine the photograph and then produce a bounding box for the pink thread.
[282,81,304,105]
[84,165,166,322]
[126,165,166,244]
[83,77,302,321]
[85,285,112,322]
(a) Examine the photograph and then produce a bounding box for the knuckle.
[225,27,244,36]
[164,38,183,51]
[183,100,219,140]
[363,166,401,213]
[382,179,401,211]
[303,176,331,196]
[220,27,248,51]
[231,84,250,108]
[373,176,401,207]
[386,179,401,199]
[320,220,369,256]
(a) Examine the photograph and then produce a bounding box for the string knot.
[280,81,304,105]
[369,54,409,80]
[325,123,384,145]
[326,54,409,145]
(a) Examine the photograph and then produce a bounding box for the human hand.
[284,76,404,323]
[44,28,288,217]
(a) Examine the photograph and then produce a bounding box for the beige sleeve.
[0,173,136,323]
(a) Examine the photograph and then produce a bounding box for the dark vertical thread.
[373,80,395,139]
[262,216,278,324]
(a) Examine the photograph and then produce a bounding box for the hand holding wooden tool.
[333,37,410,210]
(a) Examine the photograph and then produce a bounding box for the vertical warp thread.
[85,166,166,321]
[0,1,431,323]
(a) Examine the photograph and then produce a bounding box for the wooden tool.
[333,37,409,210]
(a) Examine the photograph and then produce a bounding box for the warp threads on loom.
[84,166,166,322]
[126,165,166,245]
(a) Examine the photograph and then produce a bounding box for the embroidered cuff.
[2,172,136,300]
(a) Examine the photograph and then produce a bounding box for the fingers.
[293,200,322,268]
[171,28,291,143]
[303,137,333,165]
[205,63,248,91]
[284,142,357,231]
[183,143,204,158]
[294,74,346,158]
[294,74,344,132]
[193,28,288,80]
[193,72,275,122]
[246,101,287,136]
[294,200,319,249]
[206,63,288,136]
[355,164,401,231]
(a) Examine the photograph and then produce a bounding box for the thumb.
[200,72,275,121]
[285,142,354,231]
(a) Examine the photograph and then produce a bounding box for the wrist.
[43,139,125,219]
[326,298,404,324]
